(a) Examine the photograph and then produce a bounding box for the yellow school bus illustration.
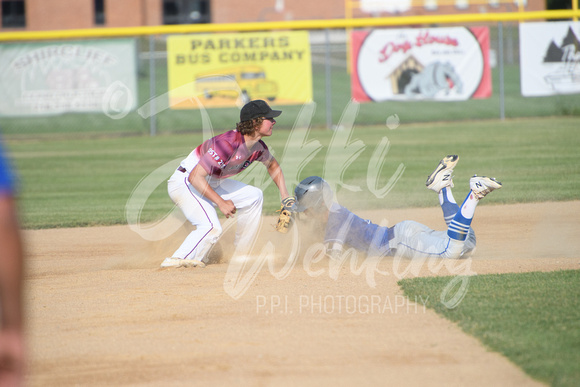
[194,66,278,103]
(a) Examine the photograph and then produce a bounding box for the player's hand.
[218,200,237,218]
[0,330,25,387]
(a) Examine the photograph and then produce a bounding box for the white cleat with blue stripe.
[470,175,502,200]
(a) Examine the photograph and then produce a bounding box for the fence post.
[325,28,333,130]
[498,22,505,121]
[149,34,157,136]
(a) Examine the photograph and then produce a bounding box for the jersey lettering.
[207,147,226,169]
[193,130,271,178]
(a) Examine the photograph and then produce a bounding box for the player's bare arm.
[188,164,237,218]
[266,158,290,199]
[0,195,25,384]
[0,196,23,332]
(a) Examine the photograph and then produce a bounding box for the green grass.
[398,270,580,387]
[3,116,580,229]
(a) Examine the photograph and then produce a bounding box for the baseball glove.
[275,196,296,233]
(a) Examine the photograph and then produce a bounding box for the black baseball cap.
[240,100,282,122]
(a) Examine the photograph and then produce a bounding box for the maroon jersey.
[194,130,271,178]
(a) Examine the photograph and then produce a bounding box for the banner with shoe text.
[351,27,492,102]
[167,31,312,109]
[0,39,137,117]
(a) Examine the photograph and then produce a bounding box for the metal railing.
[1,7,579,41]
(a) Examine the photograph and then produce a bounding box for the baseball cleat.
[469,175,502,199]
[160,257,206,268]
[426,155,459,193]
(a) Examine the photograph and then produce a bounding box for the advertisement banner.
[0,39,137,117]
[351,27,492,102]
[167,31,312,109]
[520,21,580,97]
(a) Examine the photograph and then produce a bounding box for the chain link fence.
[1,23,578,138]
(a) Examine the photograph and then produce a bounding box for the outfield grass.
[1,61,580,137]
[398,270,580,387]
[3,116,580,229]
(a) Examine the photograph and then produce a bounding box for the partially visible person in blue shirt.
[0,139,25,386]
[0,141,15,194]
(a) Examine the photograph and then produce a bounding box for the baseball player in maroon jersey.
[161,100,294,268]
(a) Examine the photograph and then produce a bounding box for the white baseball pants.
[389,220,476,260]
[167,169,264,262]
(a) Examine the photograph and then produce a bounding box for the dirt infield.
[23,202,579,386]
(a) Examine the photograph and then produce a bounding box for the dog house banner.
[167,31,312,109]
[351,27,492,102]
[519,21,580,97]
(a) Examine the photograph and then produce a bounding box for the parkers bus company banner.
[351,27,492,102]
[167,31,313,109]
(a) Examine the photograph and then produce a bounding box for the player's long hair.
[236,117,263,135]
